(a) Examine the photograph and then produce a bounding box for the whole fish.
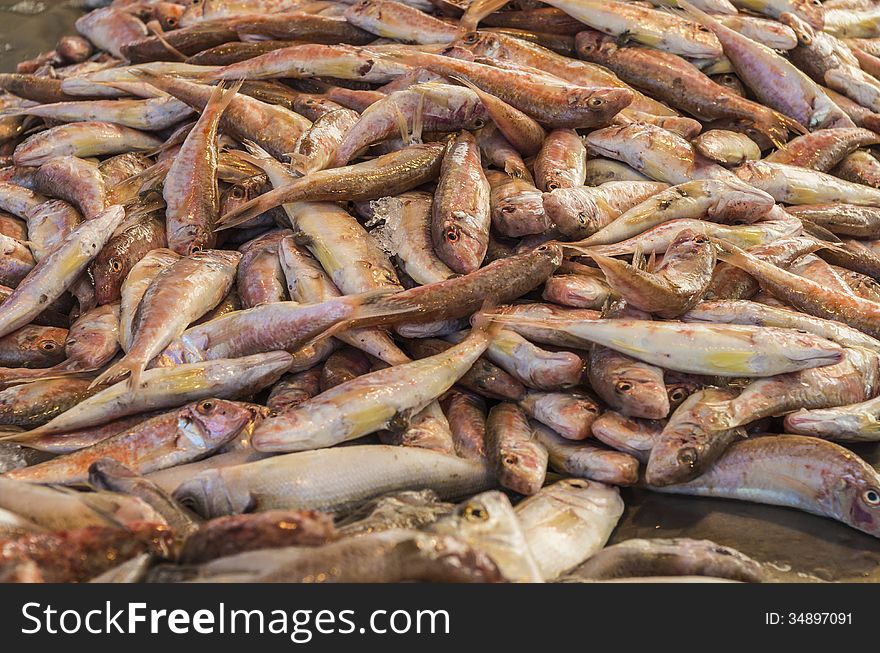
[5,400,252,485]
[490,313,843,377]
[13,122,162,167]
[545,0,722,58]
[75,7,148,59]
[4,352,293,439]
[573,538,766,582]
[590,229,716,318]
[118,249,181,352]
[173,444,495,517]
[94,249,241,388]
[91,212,167,305]
[345,0,457,43]
[217,141,447,229]
[152,528,501,583]
[576,31,798,146]
[0,205,126,339]
[646,387,743,487]
[163,83,239,255]
[485,402,548,495]
[654,435,880,538]
[250,319,499,452]
[581,179,773,247]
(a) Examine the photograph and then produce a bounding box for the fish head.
[176,399,254,453]
[153,2,186,30]
[791,0,825,29]
[453,31,502,58]
[584,125,629,159]
[573,30,616,62]
[838,467,880,538]
[610,368,670,420]
[567,87,634,123]
[542,187,602,238]
[778,331,843,367]
[14,326,67,365]
[173,468,252,518]
[431,490,517,542]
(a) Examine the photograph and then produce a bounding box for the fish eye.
[231,186,245,200]
[110,258,122,272]
[863,489,880,506]
[670,387,687,402]
[547,181,559,191]
[463,32,479,45]
[677,447,698,468]
[588,97,605,108]
[501,205,516,214]
[167,16,177,26]
[697,25,710,31]
[503,454,519,466]
[189,245,202,254]
[537,244,548,251]
[198,400,215,413]
[473,118,485,128]
[464,503,489,522]
[577,211,588,225]
[445,228,459,242]
[694,235,709,244]
[615,381,634,394]
[39,340,57,351]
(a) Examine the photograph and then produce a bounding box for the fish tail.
[90,357,139,389]
[709,237,750,267]
[347,288,423,328]
[144,20,186,61]
[205,78,244,119]
[772,110,808,136]
[215,185,288,231]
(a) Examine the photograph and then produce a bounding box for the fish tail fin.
[773,110,808,136]
[347,288,422,328]
[144,19,187,61]
[90,357,139,389]
[215,185,289,231]
[390,100,410,145]
[709,237,749,267]
[205,78,243,119]
[411,92,425,145]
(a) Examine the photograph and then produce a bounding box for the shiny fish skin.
[573,538,766,582]
[5,400,251,485]
[534,423,639,486]
[646,387,742,487]
[441,390,487,460]
[654,435,880,538]
[163,83,238,256]
[218,141,447,229]
[0,205,126,340]
[429,491,543,582]
[432,130,490,274]
[515,479,623,581]
[485,402,547,495]
[118,249,181,352]
[581,179,774,247]
[154,528,502,583]
[693,130,761,166]
[490,314,843,377]
[250,322,498,452]
[6,352,294,439]
[13,122,162,167]
[95,249,240,388]
[764,127,880,172]
[173,444,495,518]
[519,389,599,441]
[92,212,166,305]
[591,411,662,463]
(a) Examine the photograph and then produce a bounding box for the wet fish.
[173,444,495,517]
[515,479,623,581]
[534,423,639,486]
[485,402,547,495]
[653,435,880,538]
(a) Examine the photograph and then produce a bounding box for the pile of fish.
[2,0,880,583]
